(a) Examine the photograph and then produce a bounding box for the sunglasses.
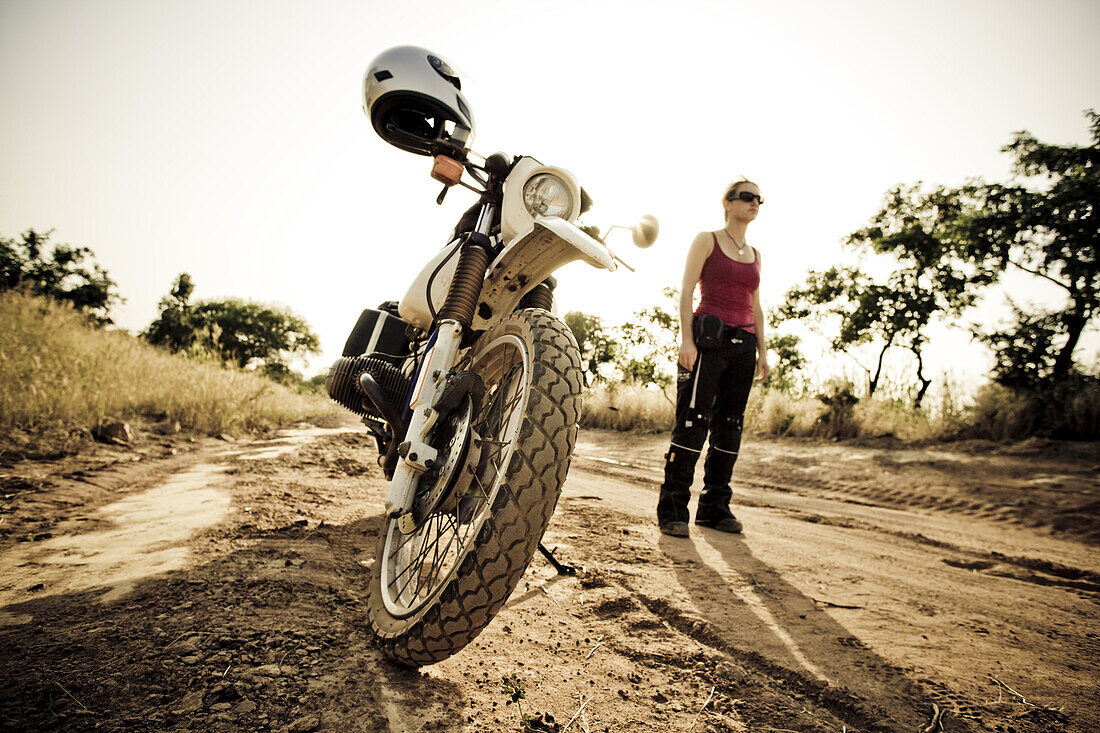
[728,191,764,204]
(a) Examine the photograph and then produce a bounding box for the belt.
[720,324,756,344]
[692,314,756,346]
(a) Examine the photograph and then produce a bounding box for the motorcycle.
[325,46,658,666]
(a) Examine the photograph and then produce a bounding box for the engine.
[326,305,414,421]
[325,355,411,420]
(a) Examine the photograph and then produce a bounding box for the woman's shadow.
[657,528,931,730]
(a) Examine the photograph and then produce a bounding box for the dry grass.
[8,290,1090,460]
[851,398,935,441]
[746,388,823,437]
[579,383,675,433]
[578,375,1100,442]
[0,291,339,453]
[962,381,1100,441]
[578,382,828,437]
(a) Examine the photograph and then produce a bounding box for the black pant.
[657,324,756,525]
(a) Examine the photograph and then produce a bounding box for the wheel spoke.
[392,524,420,556]
[423,514,461,595]
[464,471,494,529]
[379,333,531,618]
[391,530,432,600]
[415,517,438,599]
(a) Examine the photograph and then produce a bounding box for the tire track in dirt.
[729,500,1100,596]
[574,430,1100,545]
[573,452,1100,596]
[737,468,1099,543]
[577,451,1100,543]
[0,459,233,606]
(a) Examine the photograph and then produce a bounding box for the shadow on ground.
[0,515,465,732]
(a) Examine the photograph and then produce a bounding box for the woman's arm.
[678,232,713,371]
[753,252,770,381]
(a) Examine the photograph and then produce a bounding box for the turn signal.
[431,155,464,186]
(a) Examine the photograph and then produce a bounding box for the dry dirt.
[1,421,1097,732]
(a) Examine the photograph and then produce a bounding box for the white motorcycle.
[326,46,657,666]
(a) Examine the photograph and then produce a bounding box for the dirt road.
[1,425,1097,732]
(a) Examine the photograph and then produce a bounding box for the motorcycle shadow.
[0,515,467,732]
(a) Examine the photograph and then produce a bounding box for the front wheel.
[366,309,583,665]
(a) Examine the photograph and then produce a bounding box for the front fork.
[383,202,497,530]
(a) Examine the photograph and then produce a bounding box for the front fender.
[471,217,615,331]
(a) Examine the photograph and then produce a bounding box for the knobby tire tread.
[366,310,582,665]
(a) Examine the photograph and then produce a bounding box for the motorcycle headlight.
[522,174,574,219]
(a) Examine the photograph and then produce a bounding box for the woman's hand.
[678,340,698,372]
[755,353,770,382]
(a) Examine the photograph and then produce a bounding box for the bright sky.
[2,0,1098,386]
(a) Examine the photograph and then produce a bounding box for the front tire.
[366,309,583,665]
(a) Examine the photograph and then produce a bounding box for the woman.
[657,178,770,537]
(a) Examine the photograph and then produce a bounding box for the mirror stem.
[610,251,636,272]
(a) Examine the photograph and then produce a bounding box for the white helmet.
[362,46,475,157]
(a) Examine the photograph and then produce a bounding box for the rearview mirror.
[631,215,659,248]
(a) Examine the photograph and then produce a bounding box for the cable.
[424,236,465,323]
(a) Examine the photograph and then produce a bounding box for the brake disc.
[411,395,481,525]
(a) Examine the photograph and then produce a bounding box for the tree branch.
[1008,258,1071,293]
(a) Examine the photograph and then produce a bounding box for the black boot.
[657,447,698,537]
[696,502,743,533]
[697,444,742,533]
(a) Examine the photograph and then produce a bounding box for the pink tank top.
[695,233,760,331]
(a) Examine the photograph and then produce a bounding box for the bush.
[1056,380,1100,439]
[578,382,828,437]
[962,383,1034,441]
[963,379,1099,441]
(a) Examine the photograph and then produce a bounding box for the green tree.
[954,110,1099,384]
[614,286,679,396]
[144,273,198,353]
[774,265,943,405]
[193,298,319,369]
[820,183,994,406]
[764,333,806,392]
[848,112,1099,390]
[564,310,619,385]
[0,229,121,324]
[145,273,320,371]
[972,305,1068,391]
[847,183,1000,301]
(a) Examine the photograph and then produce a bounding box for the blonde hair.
[722,178,759,220]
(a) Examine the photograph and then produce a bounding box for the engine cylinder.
[326,355,411,420]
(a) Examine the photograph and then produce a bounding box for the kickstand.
[538,543,577,575]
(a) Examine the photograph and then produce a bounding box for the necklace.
[723,229,747,256]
